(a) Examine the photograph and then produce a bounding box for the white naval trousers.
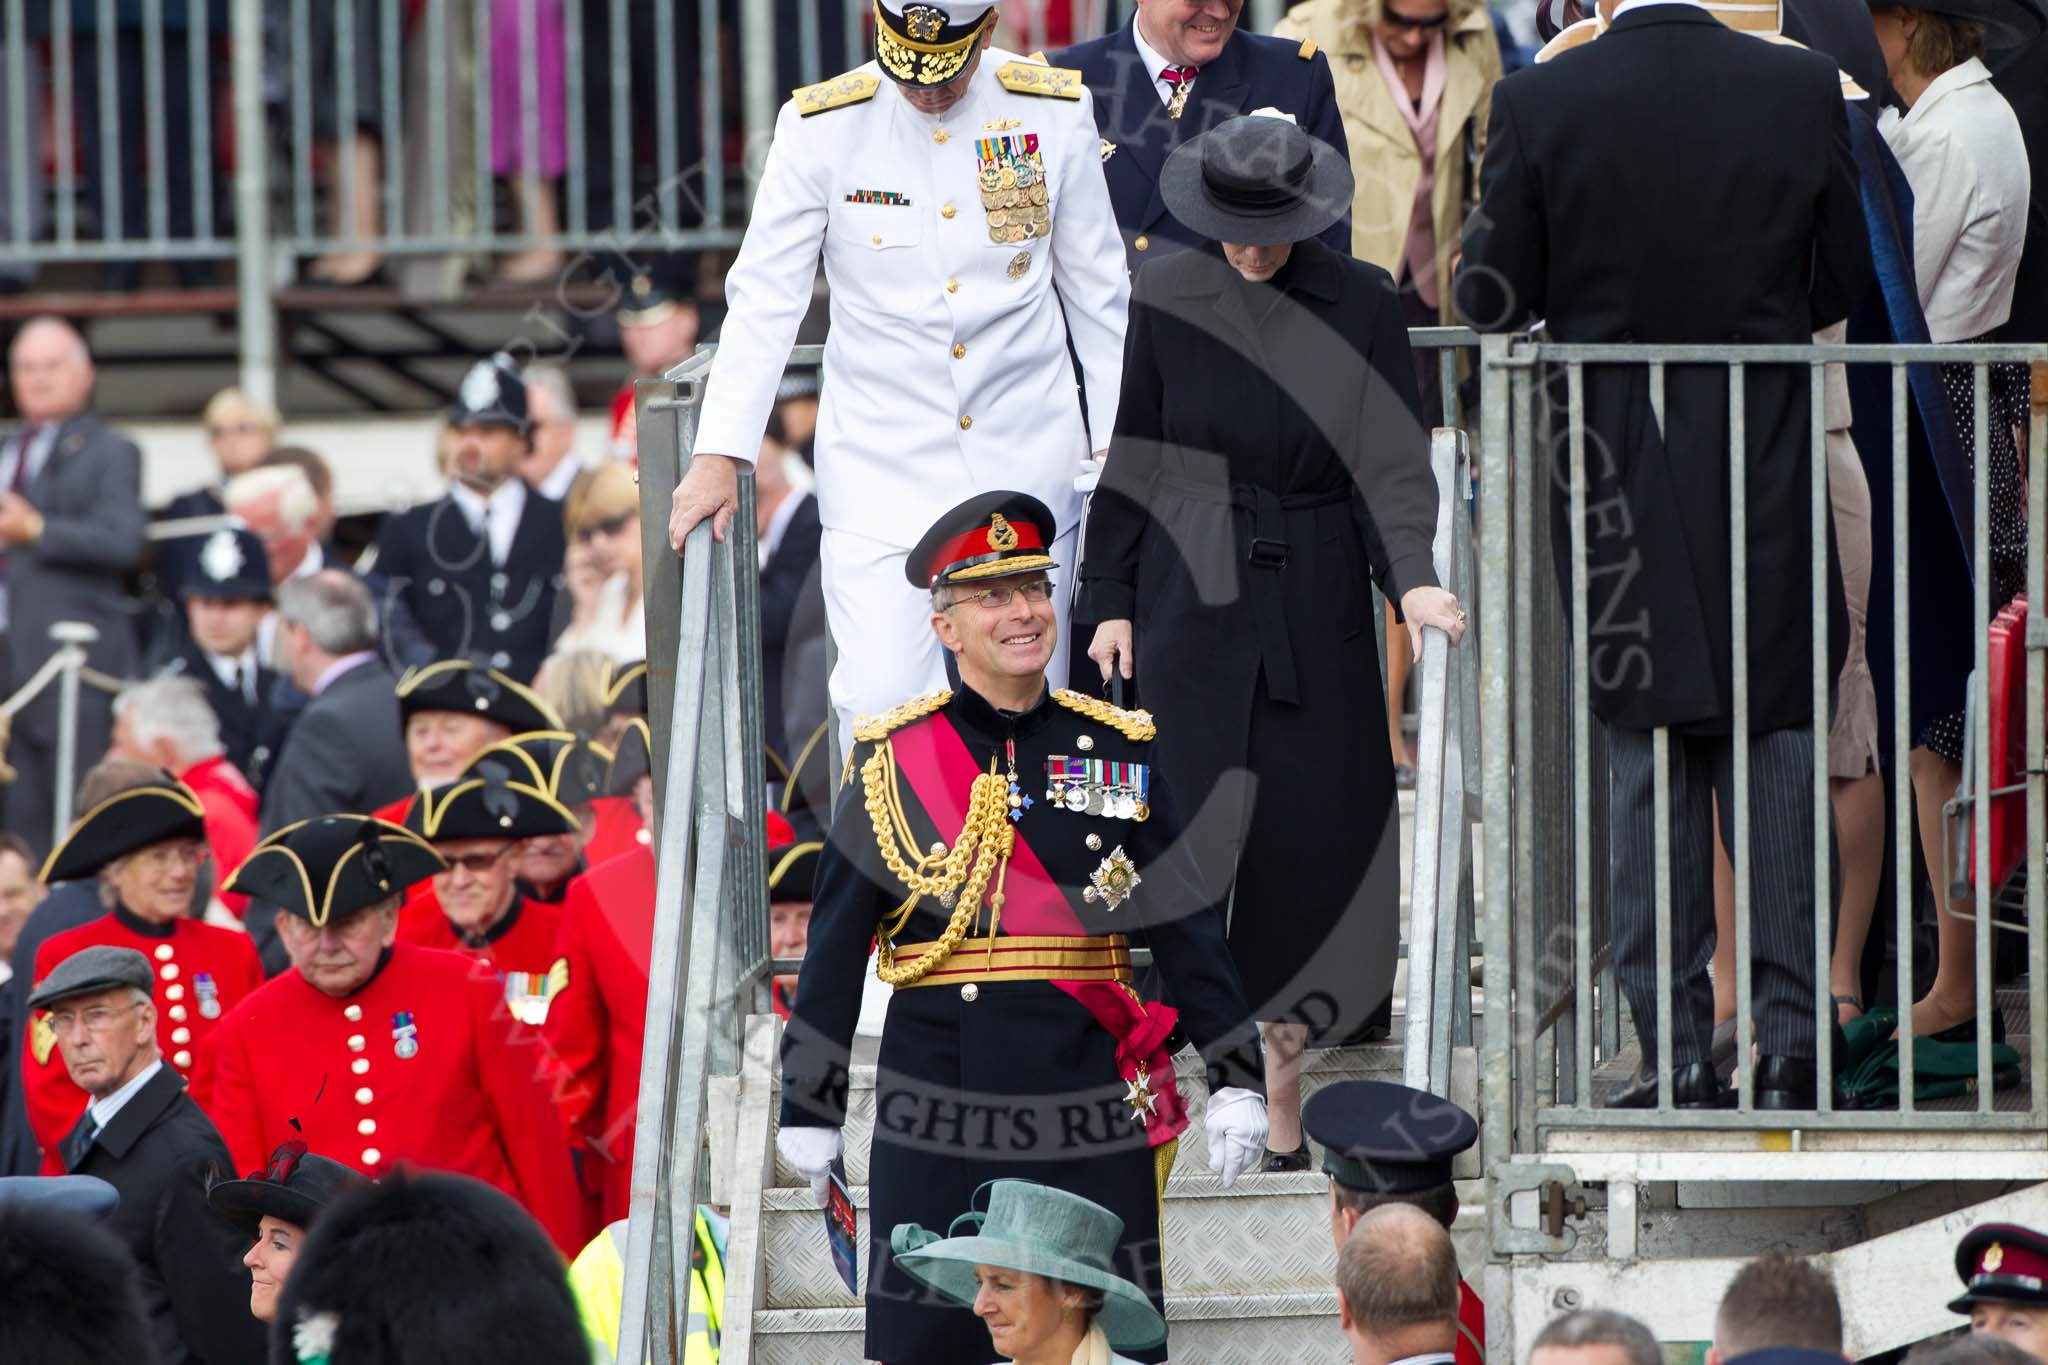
[819,523,1077,764]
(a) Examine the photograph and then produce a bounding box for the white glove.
[1204,1086,1269,1189]
[776,1125,843,1206]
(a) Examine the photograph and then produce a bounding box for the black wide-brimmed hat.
[404,774,580,843]
[1161,112,1355,249]
[873,0,996,86]
[1863,0,2045,46]
[464,732,615,809]
[447,353,532,433]
[769,840,821,903]
[207,1142,366,1240]
[904,490,1059,590]
[396,660,561,735]
[224,816,446,927]
[41,780,208,885]
[607,717,655,797]
[1950,1223,2048,1312]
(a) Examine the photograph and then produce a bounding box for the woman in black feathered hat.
[206,1140,364,1326]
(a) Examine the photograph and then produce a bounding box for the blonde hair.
[204,386,281,437]
[534,648,616,739]
[563,462,640,538]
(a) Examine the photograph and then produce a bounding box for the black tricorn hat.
[207,1142,366,1240]
[41,780,208,885]
[224,816,446,928]
[463,732,615,809]
[269,1171,587,1365]
[396,660,561,735]
[1951,1222,2048,1312]
[404,774,581,842]
[1161,113,1355,249]
[602,660,649,718]
[607,717,654,797]
[905,490,1060,590]
[769,840,821,903]
[1302,1080,1479,1195]
[446,353,532,433]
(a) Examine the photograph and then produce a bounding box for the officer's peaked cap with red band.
[905,490,1059,590]
[1952,1223,2048,1312]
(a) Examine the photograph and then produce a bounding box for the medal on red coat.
[392,1010,420,1059]
[195,973,222,1019]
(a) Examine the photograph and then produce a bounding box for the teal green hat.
[889,1180,1166,1351]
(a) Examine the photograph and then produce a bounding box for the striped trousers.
[1607,723,1822,1065]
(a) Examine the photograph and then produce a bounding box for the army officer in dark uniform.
[160,526,289,787]
[1950,1223,2048,1361]
[777,491,1268,1365]
[376,354,566,683]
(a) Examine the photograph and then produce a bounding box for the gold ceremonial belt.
[889,934,1132,988]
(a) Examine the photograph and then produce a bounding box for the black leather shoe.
[1259,1142,1312,1173]
[1754,1055,1819,1110]
[1603,1062,1727,1109]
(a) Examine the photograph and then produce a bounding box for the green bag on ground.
[1835,1008,2021,1109]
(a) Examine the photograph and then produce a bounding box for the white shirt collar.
[206,644,260,698]
[88,1058,164,1133]
[288,540,324,581]
[1130,16,1185,103]
[1610,0,1706,18]
[448,478,528,566]
[1898,55,1994,130]
[1382,1353,1458,1365]
[759,486,810,565]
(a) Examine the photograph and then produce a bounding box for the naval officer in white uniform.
[667,0,1130,750]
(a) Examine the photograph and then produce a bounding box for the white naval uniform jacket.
[694,51,1131,550]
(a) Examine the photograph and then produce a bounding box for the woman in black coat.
[1079,114,1466,1168]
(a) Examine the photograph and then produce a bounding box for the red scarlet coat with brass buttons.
[22,911,263,1173]
[197,940,584,1255]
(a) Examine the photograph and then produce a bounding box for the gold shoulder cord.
[1051,688,1158,742]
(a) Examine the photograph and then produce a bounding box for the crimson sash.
[888,712,1189,1147]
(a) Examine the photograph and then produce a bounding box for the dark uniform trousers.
[1607,722,1822,1067]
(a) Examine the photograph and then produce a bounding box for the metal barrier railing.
[1475,335,2048,1169]
[0,620,124,848]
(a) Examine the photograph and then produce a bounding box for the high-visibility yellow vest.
[568,1210,724,1363]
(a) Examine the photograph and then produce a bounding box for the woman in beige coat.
[1275,0,1499,781]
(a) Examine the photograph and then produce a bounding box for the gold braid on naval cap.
[874,1,993,85]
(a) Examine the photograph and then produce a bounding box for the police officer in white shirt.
[667,0,1130,751]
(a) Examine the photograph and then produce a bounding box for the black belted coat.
[1078,238,1440,1039]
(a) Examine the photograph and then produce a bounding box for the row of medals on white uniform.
[978,160,1050,244]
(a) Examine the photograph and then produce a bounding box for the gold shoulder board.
[1052,688,1157,742]
[996,61,1084,99]
[794,70,881,117]
[851,690,954,744]
[1297,37,1319,59]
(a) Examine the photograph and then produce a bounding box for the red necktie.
[1161,65,1198,119]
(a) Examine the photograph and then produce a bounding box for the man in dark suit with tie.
[28,944,265,1364]
[375,354,567,685]
[1055,0,1350,270]
[0,317,146,857]
[159,527,287,787]
[1457,0,1872,1109]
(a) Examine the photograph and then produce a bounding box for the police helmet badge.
[199,529,245,584]
[392,1010,421,1059]
[459,359,502,414]
[195,972,223,1019]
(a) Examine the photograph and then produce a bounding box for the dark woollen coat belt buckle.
[1248,537,1289,569]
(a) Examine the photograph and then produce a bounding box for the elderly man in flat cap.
[30,944,265,1365]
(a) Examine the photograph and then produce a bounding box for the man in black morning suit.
[31,945,265,1365]
[1054,0,1350,270]
[375,354,566,684]
[1457,0,1873,1110]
